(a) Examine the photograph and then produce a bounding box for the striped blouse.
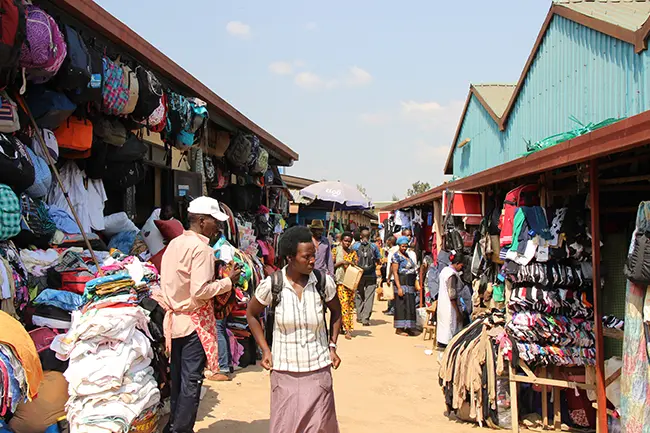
[255,267,337,372]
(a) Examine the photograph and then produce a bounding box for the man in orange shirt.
[160,197,241,433]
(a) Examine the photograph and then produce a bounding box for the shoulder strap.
[312,269,330,341]
[270,271,283,308]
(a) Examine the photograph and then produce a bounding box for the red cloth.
[189,300,219,373]
[155,219,184,241]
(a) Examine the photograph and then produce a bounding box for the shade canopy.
[299,181,372,209]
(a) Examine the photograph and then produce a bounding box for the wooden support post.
[509,362,520,433]
[541,367,549,428]
[553,384,562,430]
[589,160,608,433]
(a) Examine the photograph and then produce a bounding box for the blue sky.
[96,0,550,201]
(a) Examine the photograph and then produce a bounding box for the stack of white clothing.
[48,162,107,233]
[51,304,160,433]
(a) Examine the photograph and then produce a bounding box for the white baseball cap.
[187,197,229,221]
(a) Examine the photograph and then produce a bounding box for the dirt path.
[194,307,479,433]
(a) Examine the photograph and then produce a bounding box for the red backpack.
[0,0,26,88]
[499,184,540,247]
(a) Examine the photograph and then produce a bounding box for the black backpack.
[57,26,91,90]
[82,138,108,180]
[106,134,147,162]
[625,231,650,286]
[132,66,163,121]
[0,133,34,194]
[357,242,375,274]
[104,160,145,190]
[264,269,329,349]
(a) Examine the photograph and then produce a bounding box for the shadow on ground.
[197,419,270,433]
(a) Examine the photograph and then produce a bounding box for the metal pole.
[589,159,607,433]
[16,94,102,272]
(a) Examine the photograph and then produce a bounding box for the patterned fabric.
[189,300,219,373]
[101,57,129,115]
[337,284,355,333]
[621,202,650,433]
[391,251,418,274]
[0,185,20,240]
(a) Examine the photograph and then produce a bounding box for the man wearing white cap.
[160,196,241,433]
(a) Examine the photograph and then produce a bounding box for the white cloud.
[400,99,464,132]
[345,66,373,87]
[305,22,318,31]
[360,112,390,125]
[269,61,294,75]
[294,72,324,90]
[293,60,306,68]
[400,100,444,113]
[226,21,251,38]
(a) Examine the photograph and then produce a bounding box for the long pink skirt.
[270,367,339,433]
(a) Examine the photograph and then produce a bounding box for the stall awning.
[384,109,650,211]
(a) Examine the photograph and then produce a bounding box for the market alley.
[194,308,478,433]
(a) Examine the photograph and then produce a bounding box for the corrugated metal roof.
[472,84,517,119]
[554,0,650,32]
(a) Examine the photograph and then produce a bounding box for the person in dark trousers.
[352,227,381,326]
[159,197,241,433]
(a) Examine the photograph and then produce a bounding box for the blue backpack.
[25,146,51,199]
[25,85,76,130]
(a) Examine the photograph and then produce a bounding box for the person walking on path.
[310,219,334,277]
[159,197,241,433]
[334,232,358,339]
[436,252,465,349]
[352,227,381,326]
[246,226,342,433]
[391,236,419,336]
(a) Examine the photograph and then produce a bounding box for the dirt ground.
[193,305,480,433]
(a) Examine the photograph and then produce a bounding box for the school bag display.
[0,183,21,240]
[94,117,127,147]
[106,134,147,162]
[53,116,93,153]
[499,184,539,247]
[24,146,51,199]
[104,160,145,190]
[250,147,268,176]
[120,63,139,115]
[0,133,35,194]
[82,138,108,180]
[56,24,102,103]
[0,92,20,133]
[101,56,129,115]
[225,132,259,171]
[0,0,25,88]
[25,86,76,130]
[31,128,58,162]
[19,5,67,83]
[142,92,167,133]
[131,66,162,121]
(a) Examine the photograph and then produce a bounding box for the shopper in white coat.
[436,252,465,349]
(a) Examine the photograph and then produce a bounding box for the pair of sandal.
[602,315,624,330]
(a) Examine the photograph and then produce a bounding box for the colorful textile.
[337,284,355,333]
[621,201,650,433]
[0,311,43,401]
[0,185,20,241]
[189,300,219,373]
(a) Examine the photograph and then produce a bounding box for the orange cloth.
[159,231,232,339]
[0,311,43,399]
[9,371,67,433]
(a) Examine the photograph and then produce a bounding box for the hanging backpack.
[0,133,34,194]
[250,147,268,176]
[188,97,208,145]
[625,231,650,286]
[53,116,93,152]
[225,132,258,171]
[499,184,539,247]
[214,158,230,189]
[357,242,376,274]
[101,56,129,115]
[106,133,147,162]
[265,269,328,349]
[0,183,21,240]
[31,128,58,162]
[120,63,139,115]
[0,92,20,133]
[20,5,67,83]
[56,25,91,92]
[25,86,76,130]
[0,0,25,88]
[145,92,167,133]
[104,160,145,190]
[94,117,127,147]
[131,66,162,121]
[204,155,215,183]
[24,146,50,199]
[66,44,103,105]
[82,138,107,180]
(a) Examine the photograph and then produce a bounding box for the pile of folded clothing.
[51,291,160,433]
[32,288,85,330]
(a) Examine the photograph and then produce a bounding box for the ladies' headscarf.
[397,236,410,246]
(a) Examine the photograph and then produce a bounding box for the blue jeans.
[216,319,232,374]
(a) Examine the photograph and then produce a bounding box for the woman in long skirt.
[391,236,419,336]
[334,232,358,339]
[247,226,342,433]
